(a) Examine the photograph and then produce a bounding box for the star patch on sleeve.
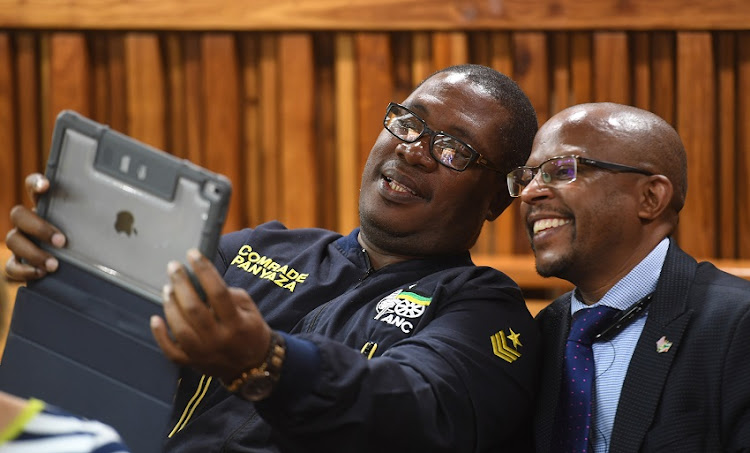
[491,328,522,363]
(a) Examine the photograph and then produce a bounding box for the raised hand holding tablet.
[151,249,272,385]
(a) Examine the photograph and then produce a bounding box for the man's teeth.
[387,178,415,194]
[533,218,571,234]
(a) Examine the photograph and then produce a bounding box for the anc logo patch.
[374,289,432,334]
[491,328,522,363]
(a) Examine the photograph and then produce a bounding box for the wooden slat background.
[1,1,749,269]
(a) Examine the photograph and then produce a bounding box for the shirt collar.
[571,237,669,315]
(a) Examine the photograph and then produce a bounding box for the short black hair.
[426,64,538,174]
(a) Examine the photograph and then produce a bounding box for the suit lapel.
[609,241,696,453]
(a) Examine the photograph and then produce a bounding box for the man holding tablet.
[6,64,541,452]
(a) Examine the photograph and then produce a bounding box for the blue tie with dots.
[554,305,620,453]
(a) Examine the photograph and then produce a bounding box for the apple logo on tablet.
[114,210,137,236]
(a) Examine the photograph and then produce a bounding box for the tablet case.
[0,264,178,453]
[0,111,231,452]
[36,110,232,305]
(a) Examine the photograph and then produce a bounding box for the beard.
[358,207,420,254]
[529,228,577,281]
[534,252,575,279]
[358,205,479,259]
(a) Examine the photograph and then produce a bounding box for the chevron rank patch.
[490,328,522,363]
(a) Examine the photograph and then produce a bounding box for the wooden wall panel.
[717,33,737,258]
[334,33,358,234]
[279,33,316,229]
[355,33,393,232]
[467,32,490,67]
[15,33,41,185]
[86,33,127,135]
[432,32,468,70]
[593,32,630,104]
[676,32,716,258]
[632,33,651,110]
[0,33,17,237]
[391,33,414,105]
[738,32,750,259]
[202,34,243,232]
[487,32,516,255]
[124,33,165,149]
[463,32,514,255]
[91,34,111,125]
[411,33,432,86]
[570,32,593,105]
[258,34,281,222]
[356,33,392,167]
[467,32,496,255]
[512,32,548,254]
[463,33,494,253]
[551,33,571,113]
[38,35,51,145]
[0,27,748,267]
[650,32,676,125]
[106,34,127,133]
[164,33,188,160]
[312,33,337,231]
[49,33,90,126]
[181,34,204,166]
[514,33,550,125]
[489,33,512,75]
[239,35,263,229]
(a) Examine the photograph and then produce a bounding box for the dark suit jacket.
[534,240,750,452]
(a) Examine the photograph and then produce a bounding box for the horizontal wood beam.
[0,0,748,31]
[472,253,750,289]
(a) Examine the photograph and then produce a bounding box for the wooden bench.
[473,254,750,316]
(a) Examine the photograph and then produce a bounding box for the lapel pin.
[656,336,673,353]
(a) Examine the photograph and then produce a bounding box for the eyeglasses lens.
[433,136,472,170]
[507,157,579,197]
[385,104,473,171]
[386,106,424,142]
[541,158,577,184]
[507,168,532,197]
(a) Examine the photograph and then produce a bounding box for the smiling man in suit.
[507,102,750,452]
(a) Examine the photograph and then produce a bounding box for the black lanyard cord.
[593,293,654,342]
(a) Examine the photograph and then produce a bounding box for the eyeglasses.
[506,155,654,197]
[383,102,502,173]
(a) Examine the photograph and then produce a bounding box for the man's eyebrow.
[410,102,477,145]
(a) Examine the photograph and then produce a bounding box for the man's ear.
[486,190,513,221]
[638,175,673,220]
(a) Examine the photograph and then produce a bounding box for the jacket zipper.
[306,248,375,332]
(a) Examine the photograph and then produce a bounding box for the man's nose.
[519,173,553,203]
[395,138,438,170]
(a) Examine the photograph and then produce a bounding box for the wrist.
[221,331,286,401]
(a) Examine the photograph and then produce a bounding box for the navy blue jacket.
[164,222,540,452]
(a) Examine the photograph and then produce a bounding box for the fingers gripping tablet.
[35,110,231,305]
[184,266,208,302]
